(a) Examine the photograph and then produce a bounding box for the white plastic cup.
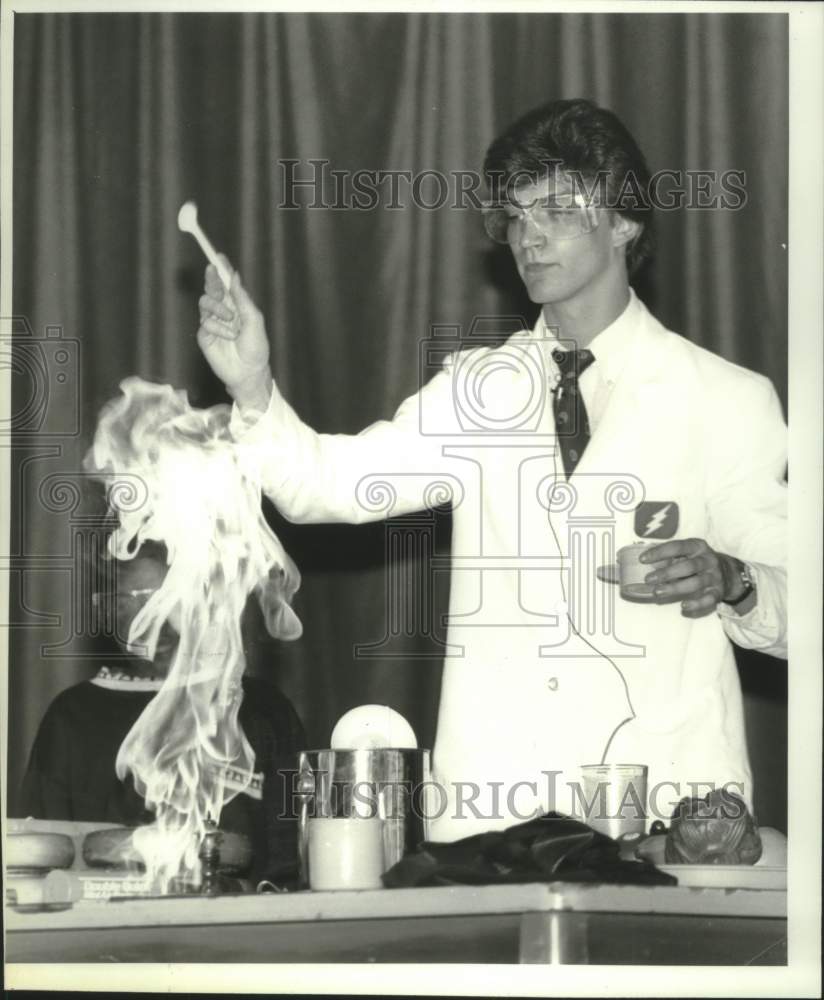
[617,543,668,599]
[578,764,648,839]
[307,817,385,891]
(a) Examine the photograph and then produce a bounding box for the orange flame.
[84,377,302,890]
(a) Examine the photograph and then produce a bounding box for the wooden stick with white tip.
[177,201,233,289]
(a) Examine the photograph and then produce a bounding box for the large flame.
[84,376,302,890]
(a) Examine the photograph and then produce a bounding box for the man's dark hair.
[483,98,654,275]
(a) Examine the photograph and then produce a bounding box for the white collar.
[534,288,643,386]
[91,666,165,692]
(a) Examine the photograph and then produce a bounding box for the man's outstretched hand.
[197,256,273,411]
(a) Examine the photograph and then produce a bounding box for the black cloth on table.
[19,674,306,884]
[382,813,677,888]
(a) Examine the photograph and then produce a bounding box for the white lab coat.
[233,294,787,840]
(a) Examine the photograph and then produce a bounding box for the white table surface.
[6,878,786,934]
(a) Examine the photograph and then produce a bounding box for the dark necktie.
[551,347,595,479]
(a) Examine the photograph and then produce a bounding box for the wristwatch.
[726,561,756,606]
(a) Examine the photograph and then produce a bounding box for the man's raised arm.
[196,260,452,525]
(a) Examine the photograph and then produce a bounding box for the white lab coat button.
[547,677,559,691]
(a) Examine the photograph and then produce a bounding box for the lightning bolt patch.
[643,503,671,536]
[634,501,679,539]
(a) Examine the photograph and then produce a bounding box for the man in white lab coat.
[197,99,787,841]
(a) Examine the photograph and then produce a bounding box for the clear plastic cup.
[617,543,668,599]
[577,764,648,839]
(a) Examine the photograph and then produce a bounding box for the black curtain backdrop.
[8,12,788,828]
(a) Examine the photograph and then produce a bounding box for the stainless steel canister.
[295,749,431,889]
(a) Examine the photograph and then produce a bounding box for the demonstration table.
[6,880,787,964]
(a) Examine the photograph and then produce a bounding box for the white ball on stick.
[177,201,233,289]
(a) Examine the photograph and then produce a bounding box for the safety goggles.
[482,191,599,245]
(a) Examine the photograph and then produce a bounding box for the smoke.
[84,376,302,889]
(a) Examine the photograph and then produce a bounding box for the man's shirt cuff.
[229,382,279,439]
[717,561,787,657]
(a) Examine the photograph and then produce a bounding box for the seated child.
[20,541,307,885]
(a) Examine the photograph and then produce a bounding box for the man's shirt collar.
[534,287,642,386]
